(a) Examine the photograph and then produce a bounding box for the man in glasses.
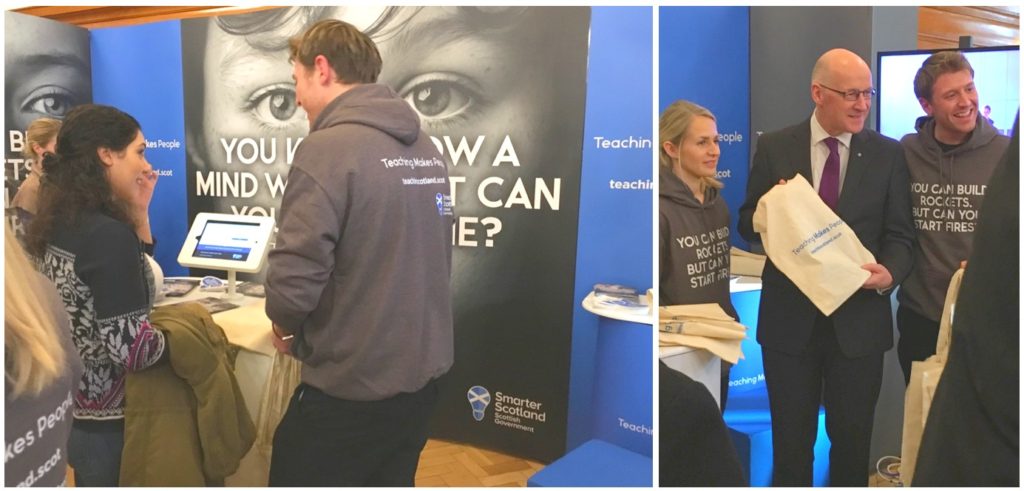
[896,51,1009,385]
[738,48,915,486]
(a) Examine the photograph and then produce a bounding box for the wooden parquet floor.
[66,438,543,487]
[66,441,896,487]
[414,439,545,487]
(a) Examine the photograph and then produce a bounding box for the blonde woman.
[658,100,736,411]
[11,117,62,232]
[5,224,84,486]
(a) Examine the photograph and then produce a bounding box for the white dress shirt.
[810,112,887,291]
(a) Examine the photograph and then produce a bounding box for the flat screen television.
[876,46,1019,140]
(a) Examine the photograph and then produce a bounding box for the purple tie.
[820,137,840,210]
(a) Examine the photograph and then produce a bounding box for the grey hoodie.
[659,166,737,320]
[898,115,1009,321]
[266,84,454,401]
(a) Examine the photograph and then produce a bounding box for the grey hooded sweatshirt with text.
[659,166,737,320]
[898,115,1009,321]
[266,84,454,401]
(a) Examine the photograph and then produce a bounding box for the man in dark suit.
[738,48,915,486]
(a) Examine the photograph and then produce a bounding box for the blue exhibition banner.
[659,7,750,250]
[90,21,188,275]
[590,317,653,456]
[567,6,653,453]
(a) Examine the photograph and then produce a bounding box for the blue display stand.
[590,312,653,456]
[530,293,652,486]
[725,281,831,486]
[527,439,652,487]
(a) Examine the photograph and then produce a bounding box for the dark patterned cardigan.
[37,212,166,420]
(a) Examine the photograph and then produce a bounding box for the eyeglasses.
[818,83,876,101]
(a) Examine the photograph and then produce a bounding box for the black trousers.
[762,315,883,487]
[896,305,940,385]
[269,379,440,487]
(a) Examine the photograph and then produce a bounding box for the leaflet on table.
[593,283,642,298]
[237,282,265,298]
[163,278,199,297]
[592,283,650,311]
[193,296,240,314]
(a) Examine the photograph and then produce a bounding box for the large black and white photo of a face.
[181,6,591,295]
[181,6,591,457]
[4,11,91,220]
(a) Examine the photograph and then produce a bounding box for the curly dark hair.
[25,104,141,257]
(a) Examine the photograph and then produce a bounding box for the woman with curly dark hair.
[26,104,167,487]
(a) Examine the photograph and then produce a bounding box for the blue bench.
[527,439,652,487]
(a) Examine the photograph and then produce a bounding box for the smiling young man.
[895,51,1010,385]
[738,48,915,486]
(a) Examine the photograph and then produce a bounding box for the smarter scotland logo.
[466,386,491,422]
[435,192,453,216]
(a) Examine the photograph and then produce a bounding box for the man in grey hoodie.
[264,19,454,486]
[897,51,1010,384]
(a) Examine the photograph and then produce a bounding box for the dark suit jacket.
[738,118,915,358]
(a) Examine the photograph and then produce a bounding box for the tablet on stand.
[177,213,275,300]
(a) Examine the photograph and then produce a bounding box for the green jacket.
[122,302,255,486]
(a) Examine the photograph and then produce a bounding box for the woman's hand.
[132,169,158,214]
[131,170,158,244]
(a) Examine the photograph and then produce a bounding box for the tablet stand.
[223,269,243,301]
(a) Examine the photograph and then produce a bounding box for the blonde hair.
[5,224,67,396]
[22,118,62,163]
[659,100,723,190]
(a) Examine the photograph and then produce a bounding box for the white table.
[581,291,653,325]
[580,291,655,458]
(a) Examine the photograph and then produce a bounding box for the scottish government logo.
[435,192,453,216]
[467,386,491,422]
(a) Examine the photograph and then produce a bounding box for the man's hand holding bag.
[752,174,876,315]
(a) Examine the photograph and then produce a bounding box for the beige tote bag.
[752,174,875,315]
[658,303,747,364]
[899,268,964,486]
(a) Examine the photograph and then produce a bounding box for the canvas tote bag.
[752,174,875,315]
[659,303,747,363]
[899,268,965,486]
